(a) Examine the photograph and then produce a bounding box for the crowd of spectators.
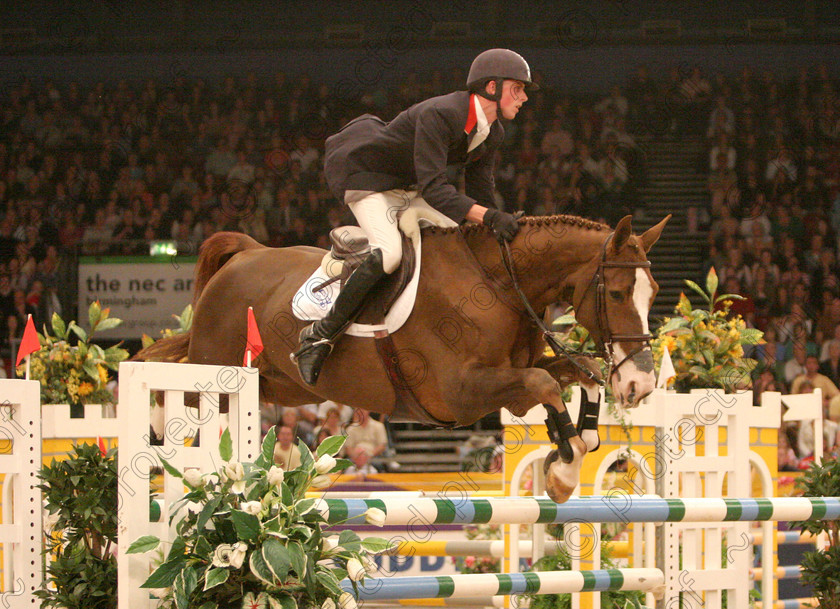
[262,400,392,475]
[0,67,650,372]
[696,63,840,466]
[5,59,840,471]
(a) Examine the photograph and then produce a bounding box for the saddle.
[312,223,454,428]
[314,225,416,324]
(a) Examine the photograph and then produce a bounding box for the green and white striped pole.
[323,496,840,526]
[340,568,664,600]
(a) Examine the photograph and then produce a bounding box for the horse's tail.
[192,231,264,305]
[133,232,264,363]
[133,332,192,363]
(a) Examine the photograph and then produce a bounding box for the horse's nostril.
[627,380,637,403]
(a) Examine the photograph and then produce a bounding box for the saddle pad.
[291,236,422,338]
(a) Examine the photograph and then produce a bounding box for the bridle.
[498,231,653,386]
[577,232,653,380]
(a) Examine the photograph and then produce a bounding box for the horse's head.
[569,214,670,408]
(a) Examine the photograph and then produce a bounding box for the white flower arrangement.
[127,429,393,609]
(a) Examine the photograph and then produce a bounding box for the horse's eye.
[609,290,623,301]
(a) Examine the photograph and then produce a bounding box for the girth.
[374,329,458,428]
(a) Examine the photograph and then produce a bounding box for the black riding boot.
[292,249,386,386]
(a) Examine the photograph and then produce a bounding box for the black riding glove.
[483,208,521,242]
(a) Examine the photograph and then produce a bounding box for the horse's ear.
[611,215,633,252]
[640,214,672,253]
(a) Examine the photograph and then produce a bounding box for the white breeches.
[349,189,457,274]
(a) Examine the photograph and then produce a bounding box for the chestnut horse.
[138,214,669,502]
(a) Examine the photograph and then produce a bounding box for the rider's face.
[499,80,528,120]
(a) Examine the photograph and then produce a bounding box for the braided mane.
[425,214,610,236]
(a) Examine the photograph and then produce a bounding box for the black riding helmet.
[466,48,539,103]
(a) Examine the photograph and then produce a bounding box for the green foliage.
[36,443,118,608]
[128,430,376,609]
[17,301,129,406]
[551,311,601,355]
[790,455,840,609]
[652,267,762,393]
[799,547,840,609]
[791,456,840,543]
[140,304,193,349]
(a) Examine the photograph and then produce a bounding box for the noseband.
[498,230,652,386]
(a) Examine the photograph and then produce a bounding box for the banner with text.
[78,257,197,339]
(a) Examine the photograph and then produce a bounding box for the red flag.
[243,307,264,366]
[97,436,107,457]
[16,315,40,366]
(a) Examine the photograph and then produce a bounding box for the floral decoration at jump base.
[127,429,391,609]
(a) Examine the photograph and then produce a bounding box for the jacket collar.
[465,93,478,134]
[464,93,491,135]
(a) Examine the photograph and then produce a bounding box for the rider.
[292,48,537,386]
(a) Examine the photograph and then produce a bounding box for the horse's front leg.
[456,366,586,504]
[534,354,603,453]
[576,378,602,453]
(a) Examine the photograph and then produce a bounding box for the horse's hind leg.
[456,366,586,504]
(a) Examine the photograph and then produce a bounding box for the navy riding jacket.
[324,91,504,223]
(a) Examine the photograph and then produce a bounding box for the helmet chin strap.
[475,78,504,121]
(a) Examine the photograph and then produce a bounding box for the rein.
[498,240,604,386]
[498,230,653,385]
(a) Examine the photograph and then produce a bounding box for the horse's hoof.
[545,477,574,504]
[543,437,586,504]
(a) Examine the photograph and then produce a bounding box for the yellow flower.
[78,382,94,397]
[97,364,108,386]
[728,344,744,358]
[676,292,692,316]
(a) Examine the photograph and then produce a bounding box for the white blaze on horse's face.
[612,267,656,408]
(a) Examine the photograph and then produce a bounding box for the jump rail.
[323,496,840,526]
[339,568,665,600]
